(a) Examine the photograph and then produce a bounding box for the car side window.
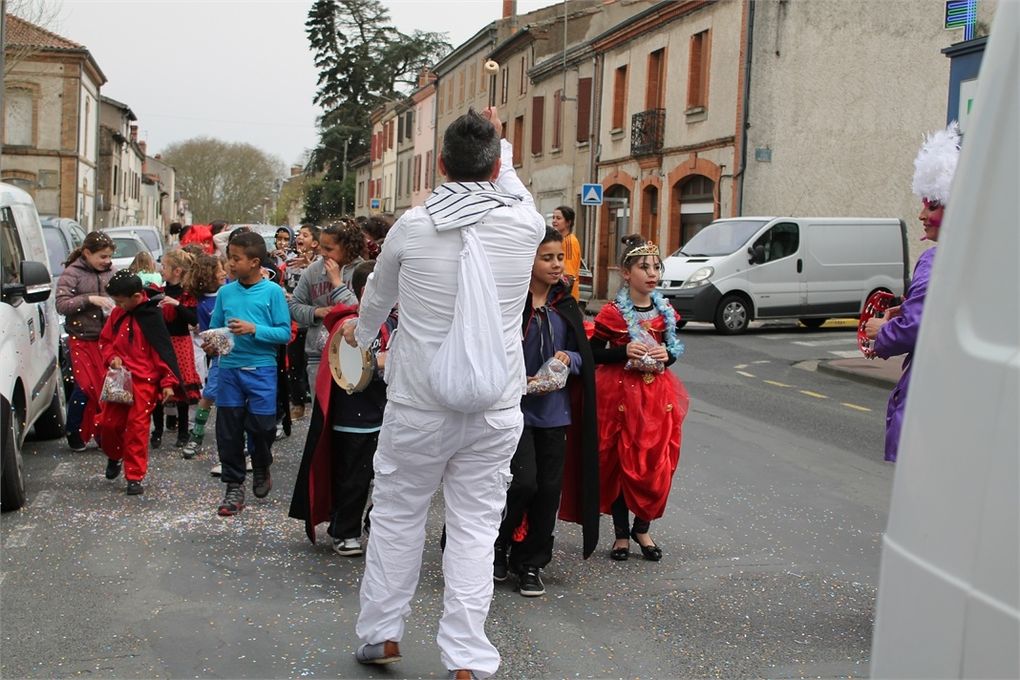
[1,207,26,285]
[70,223,85,247]
[753,223,799,263]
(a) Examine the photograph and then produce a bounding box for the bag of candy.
[100,366,134,404]
[526,356,569,395]
[624,329,665,374]
[199,328,235,356]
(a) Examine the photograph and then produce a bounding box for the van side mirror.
[18,261,53,304]
[748,244,765,265]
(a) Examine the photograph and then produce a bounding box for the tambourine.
[858,290,895,359]
[328,332,374,394]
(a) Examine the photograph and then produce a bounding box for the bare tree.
[161,137,284,224]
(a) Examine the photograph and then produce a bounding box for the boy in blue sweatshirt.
[204,232,291,516]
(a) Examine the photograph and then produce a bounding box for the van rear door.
[803,220,907,315]
[746,221,806,317]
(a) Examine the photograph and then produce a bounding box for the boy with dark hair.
[204,231,292,516]
[290,260,397,556]
[98,270,181,495]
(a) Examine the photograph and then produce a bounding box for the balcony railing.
[631,108,665,156]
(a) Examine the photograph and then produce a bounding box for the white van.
[1,183,65,512]
[659,217,908,333]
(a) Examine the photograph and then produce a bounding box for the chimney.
[129,125,138,143]
[502,0,516,19]
[418,67,431,89]
[290,165,303,177]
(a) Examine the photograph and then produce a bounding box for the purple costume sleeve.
[875,248,935,359]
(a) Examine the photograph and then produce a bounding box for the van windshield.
[671,220,768,257]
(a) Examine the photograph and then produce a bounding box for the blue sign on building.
[580,183,603,206]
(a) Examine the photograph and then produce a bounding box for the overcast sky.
[54,0,555,169]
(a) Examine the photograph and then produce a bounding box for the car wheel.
[714,295,751,334]
[1,398,26,512]
[33,385,66,440]
[799,318,827,329]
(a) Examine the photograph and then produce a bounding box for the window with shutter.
[612,66,628,130]
[552,90,562,150]
[576,77,592,143]
[519,56,528,95]
[646,48,665,110]
[458,70,465,104]
[687,30,711,110]
[531,96,544,155]
[513,116,524,166]
[501,68,509,104]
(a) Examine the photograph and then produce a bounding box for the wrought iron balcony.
[631,108,665,156]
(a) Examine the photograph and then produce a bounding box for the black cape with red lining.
[288,303,391,543]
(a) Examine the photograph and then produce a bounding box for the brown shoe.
[449,671,478,679]
[355,640,401,665]
[290,404,306,420]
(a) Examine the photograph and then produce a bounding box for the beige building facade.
[410,80,436,208]
[96,96,144,228]
[2,15,106,227]
[594,0,743,295]
[740,0,999,264]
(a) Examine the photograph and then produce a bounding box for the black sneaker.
[218,483,245,516]
[126,480,144,495]
[66,432,86,452]
[150,432,162,449]
[493,541,508,582]
[252,466,272,498]
[518,567,545,597]
[105,458,122,480]
[173,434,189,449]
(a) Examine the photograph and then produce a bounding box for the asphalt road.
[1,322,895,679]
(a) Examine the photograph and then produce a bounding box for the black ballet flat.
[610,544,630,561]
[631,530,662,562]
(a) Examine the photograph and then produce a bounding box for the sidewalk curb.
[817,360,898,389]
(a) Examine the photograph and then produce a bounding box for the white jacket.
[355,139,545,411]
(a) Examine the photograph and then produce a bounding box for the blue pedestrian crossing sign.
[580,183,603,206]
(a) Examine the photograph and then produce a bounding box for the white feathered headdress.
[912,122,961,205]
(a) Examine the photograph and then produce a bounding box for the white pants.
[356,401,523,678]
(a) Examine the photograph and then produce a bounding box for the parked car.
[229,223,280,254]
[40,216,86,277]
[103,225,164,262]
[1,183,66,512]
[108,233,150,270]
[40,216,86,398]
[659,216,908,334]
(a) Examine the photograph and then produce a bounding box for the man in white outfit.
[343,108,544,679]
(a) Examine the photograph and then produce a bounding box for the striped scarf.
[424,181,520,232]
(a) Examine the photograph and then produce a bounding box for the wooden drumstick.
[484,59,499,107]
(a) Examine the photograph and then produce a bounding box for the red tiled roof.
[4,13,83,51]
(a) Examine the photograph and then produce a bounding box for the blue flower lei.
[615,286,686,359]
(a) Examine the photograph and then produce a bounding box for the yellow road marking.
[842,402,872,412]
[799,390,829,399]
[763,380,792,388]
[736,370,756,378]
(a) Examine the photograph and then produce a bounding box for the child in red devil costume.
[98,271,181,495]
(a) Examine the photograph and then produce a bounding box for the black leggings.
[152,402,189,440]
[611,493,650,540]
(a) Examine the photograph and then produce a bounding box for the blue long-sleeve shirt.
[520,304,581,428]
[197,294,217,332]
[210,279,291,369]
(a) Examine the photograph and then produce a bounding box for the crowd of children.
[57,212,689,598]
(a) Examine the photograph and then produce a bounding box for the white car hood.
[661,254,726,286]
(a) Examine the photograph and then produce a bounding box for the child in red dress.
[591,234,689,561]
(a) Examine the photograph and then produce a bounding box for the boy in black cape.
[496,227,599,596]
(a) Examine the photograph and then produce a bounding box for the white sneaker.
[246,459,253,472]
[210,463,222,476]
[333,537,364,557]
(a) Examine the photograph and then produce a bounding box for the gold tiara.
[624,241,660,259]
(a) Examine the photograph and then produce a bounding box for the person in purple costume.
[865,123,960,462]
